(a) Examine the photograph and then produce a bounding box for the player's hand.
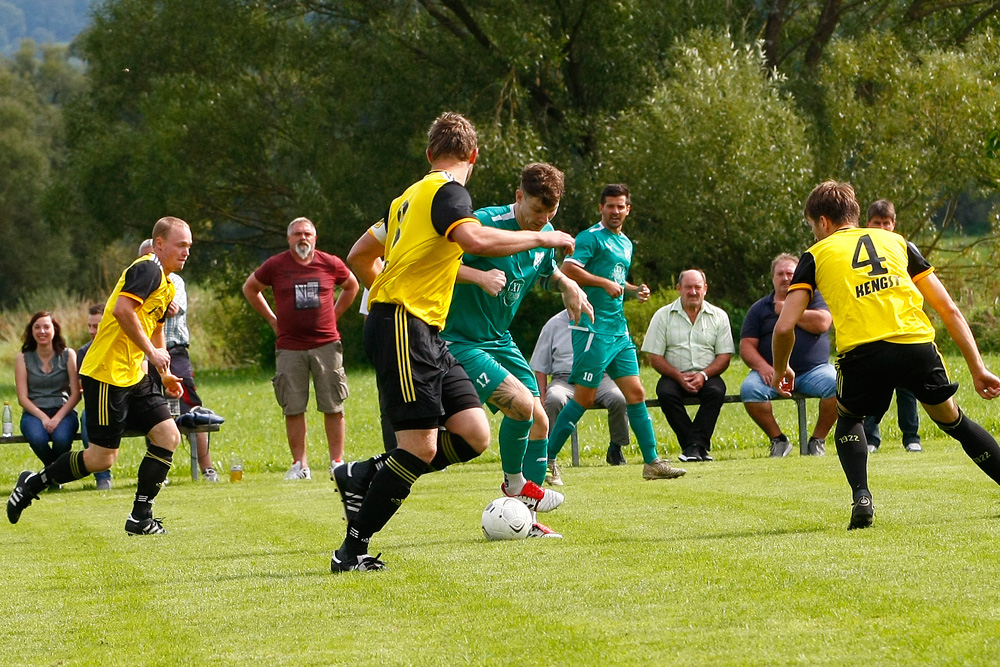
[771,368,795,397]
[973,370,1000,399]
[476,269,507,297]
[563,284,594,326]
[604,281,624,298]
[149,347,171,374]
[636,284,650,303]
[161,372,184,398]
[539,231,575,254]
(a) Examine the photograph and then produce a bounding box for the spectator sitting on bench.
[530,309,630,466]
[641,269,733,462]
[739,253,836,458]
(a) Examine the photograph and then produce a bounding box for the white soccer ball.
[481,497,532,540]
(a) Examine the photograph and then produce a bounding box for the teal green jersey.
[440,203,557,344]
[565,222,632,335]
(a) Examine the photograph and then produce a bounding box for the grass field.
[2,362,1000,665]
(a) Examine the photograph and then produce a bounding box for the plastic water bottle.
[229,454,243,482]
[2,401,12,438]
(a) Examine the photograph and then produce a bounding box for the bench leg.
[571,429,580,467]
[189,433,200,481]
[796,398,808,455]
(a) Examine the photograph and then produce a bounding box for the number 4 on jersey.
[851,235,888,277]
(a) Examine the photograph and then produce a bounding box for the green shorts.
[446,338,538,411]
[569,330,639,388]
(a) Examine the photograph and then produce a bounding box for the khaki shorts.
[272,341,349,415]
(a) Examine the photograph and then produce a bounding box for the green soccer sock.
[499,416,532,476]
[523,438,548,486]
[626,402,659,464]
[548,399,586,459]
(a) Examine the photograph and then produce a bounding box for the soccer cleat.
[698,446,714,462]
[285,461,311,481]
[848,495,875,530]
[769,435,793,458]
[332,462,367,523]
[527,521,563,538]
[605,445,627,466]
[545,460,564,486]
[904,442,923,453]
[678,448,702,462]
[125,515,167,535]
[867,444,879,454]
[331,551,386,573]
[642,458,686,480]
[807,438,826,456]
[7,471,40,524]
[501,480,564,513]
[202,468,220,483]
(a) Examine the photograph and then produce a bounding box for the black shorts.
[81,374,173,448]
[835,341,958,418]
[365,303,481,431]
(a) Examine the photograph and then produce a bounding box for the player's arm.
[560,261,623,298]
[456,265,507,297]
[242,272,278,334]
[770,289,810,396]
[624,282,651,302]
[548,268,593,326]
[450,222,575,257]
[916,272,1000,399]
[334,271,360,320]
[113,295,170,373]
[346,228,385,289]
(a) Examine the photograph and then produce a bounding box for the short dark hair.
[600,183,630,205]
[804,181,860,226]
[151,216,189,243]
[520,163,565,208]
[867,199,896,222]
[427,112,478,162]
[88,303,104,316]
[21,311,66,354]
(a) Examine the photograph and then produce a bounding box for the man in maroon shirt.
[243,217,359,480]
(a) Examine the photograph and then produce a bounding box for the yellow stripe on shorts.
[394,306,416,403]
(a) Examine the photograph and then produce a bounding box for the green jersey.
[565,222,632,336]
[440,203,557,344]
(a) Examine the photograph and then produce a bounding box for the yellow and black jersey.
[369,170,479,329]
[789,226,935,353]
[81,253,175,387]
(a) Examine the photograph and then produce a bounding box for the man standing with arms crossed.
[772,181,1000,530]
[332,112,575,572]
[8,217,192,535]
[545,184,686,484]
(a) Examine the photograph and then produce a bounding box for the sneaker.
[7,471,40,524]
[331,551,386,573]
[807,438,826,456]
[848,495,875,530]
[642,458,687,480]
[904,442,923,452]
[125,515,167,535]
[202,468,220,482]
[545,460,564,486]
[769,435,792,458]
[501,481,564,513]
[678,448,702,462]
[285,461,311,481]
[605,445,627,466]
[698,446,714,462]
[527,521,563,538]
[96,478,112,491]
[867,444,879,454]
[332,462,367,523]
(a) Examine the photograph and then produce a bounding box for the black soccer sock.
[40,450,90,486]
[429,430,482,471]
[132,445,173,520]
[341,449,429,558]
[834,416,870,500]
[934,408,1000,486]
[348,451,393,492]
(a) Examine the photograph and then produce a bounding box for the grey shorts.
[272,341,349,415]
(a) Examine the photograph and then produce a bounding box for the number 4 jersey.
[789,226,935,353]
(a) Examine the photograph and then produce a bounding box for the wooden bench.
[1,424,221,481]
[569,393,811,466]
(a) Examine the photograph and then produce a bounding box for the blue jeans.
[863,388,921,447]
[80,409,112,482]
[21,407,78,467]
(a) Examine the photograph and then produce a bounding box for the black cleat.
[848,496,875,530]
[331,551,386,573]
[605,445,627,466]
[7,471,40,524]
[332,462,367,523]
[125,515,167,535]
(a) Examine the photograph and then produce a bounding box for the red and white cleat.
[501,480,564,512]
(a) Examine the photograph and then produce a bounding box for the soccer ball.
[481,497,532,540]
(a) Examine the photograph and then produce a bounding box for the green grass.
[2,361,1000,665]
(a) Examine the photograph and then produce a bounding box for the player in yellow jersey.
[772,181,1000,529]
[331,112,576,572]
[8,217,191,535]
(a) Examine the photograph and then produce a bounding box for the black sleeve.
[906,241,933,278]
[430,181,475,237]
[789,251,817,292]
[120,261,162,302]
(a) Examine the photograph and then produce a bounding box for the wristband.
[698,371,709,382]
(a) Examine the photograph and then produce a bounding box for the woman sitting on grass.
[14,312,80,469]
